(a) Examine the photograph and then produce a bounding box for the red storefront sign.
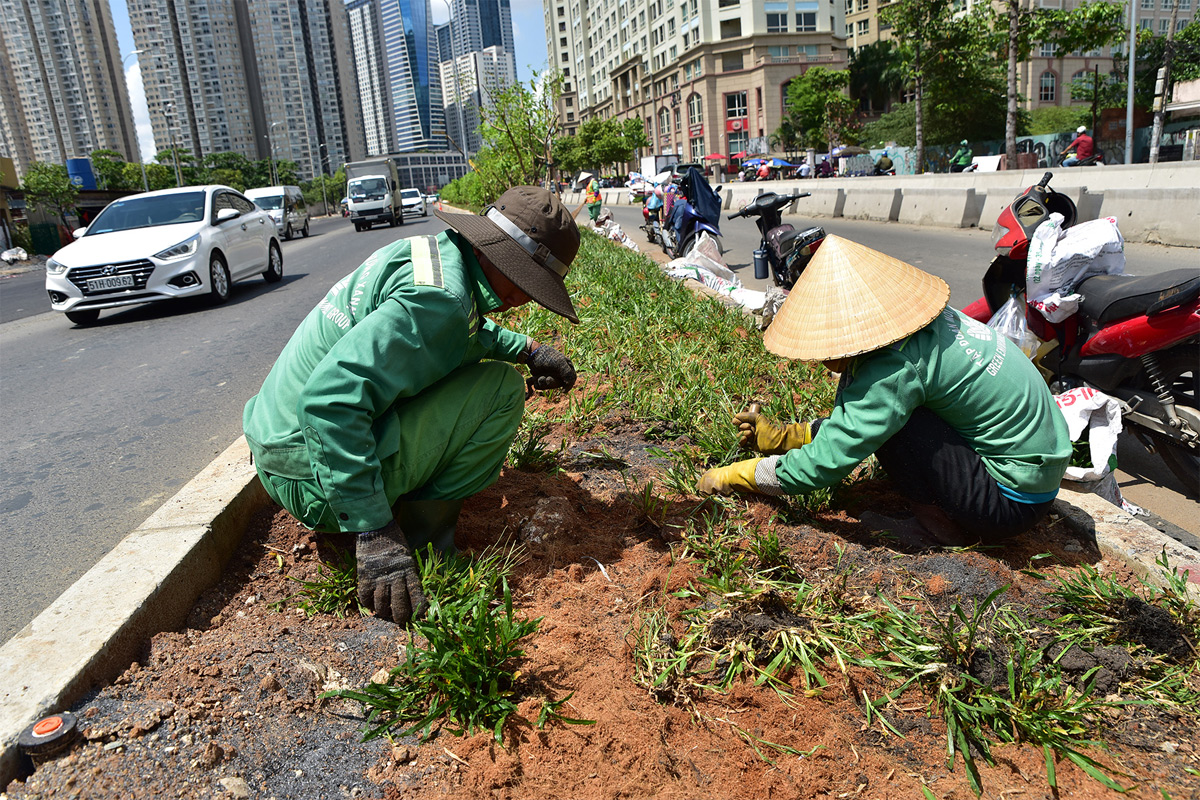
[726,118,747,132]
[688,124,703,137]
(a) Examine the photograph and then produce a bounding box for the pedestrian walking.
[584,173,602,224]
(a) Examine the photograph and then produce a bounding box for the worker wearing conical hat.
[697,236,1071,546]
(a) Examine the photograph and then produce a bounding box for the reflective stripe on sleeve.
[411,235,443,288]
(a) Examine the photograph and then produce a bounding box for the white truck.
[344,157,404,232]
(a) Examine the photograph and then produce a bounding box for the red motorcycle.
[963,172,1199,494]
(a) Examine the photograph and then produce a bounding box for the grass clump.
[327,547,556,743]
[270,545,366,618]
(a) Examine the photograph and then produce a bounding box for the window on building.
[560,37,568,46]
[726,90,747,118]
[690,136,706,160]
[1140,0,1152,8]
[558,5,564,14]
[566,96,574,106]
[674,107,681,131]
[796,0,819,31]
[563,51,569,62]
[688,93,703,126]
[1039,71,1056,102]
[559,21,566,31]
[668,18,675,36]
[768,45,790,59]
[857,0,868,9]
[1039,42,1057,57]
[1139,17,1152,28]
[1181,0,1192,10]
[1160,17,1170,32]
[722,51,743,71]
[1161,0,1173,8]
[1179,17,1191,30]
[728,130,748,156]
[670,44,677,59]
[659,107,671,134]
[856,19,869,35]
[765,2,789,31]
[719,0,738,6]
[720,18,742,37]
[797,44,818,58]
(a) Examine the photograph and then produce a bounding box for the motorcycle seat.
[769,226,824,260]
[1077,269,1200,323]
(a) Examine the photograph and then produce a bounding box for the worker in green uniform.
[243,186,581,624]
[697,236,1070,547]
[949,140,973,173]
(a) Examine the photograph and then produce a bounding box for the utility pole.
[318,143,330,216]
[1125,0,1137,164]
[1149,0,1182,163]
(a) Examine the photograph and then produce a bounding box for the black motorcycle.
[728,192,826,289]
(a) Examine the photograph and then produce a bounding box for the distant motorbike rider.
[1060,126,1094,166]
[696,236,1070,548]
[950,140,973,173]
[874,151,893,175]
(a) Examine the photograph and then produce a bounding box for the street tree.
[995,0,1125,169]
[880,0,964,172]
[1150,0,1183,162]
[20,162,78,229]
[849,40,906,116]
[782,66,859,151]
[552,116,650,177]
[88,149,134,191]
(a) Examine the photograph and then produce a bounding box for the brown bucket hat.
[435,186,581,323]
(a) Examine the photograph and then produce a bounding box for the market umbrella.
[742,158,763,166]
[732,151,749,159]
[768,158,795,168]
[704,153,725,160]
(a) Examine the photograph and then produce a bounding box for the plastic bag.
[1054,387,1122,482]
[986,292,1039,357]
[1027,214,1124,318]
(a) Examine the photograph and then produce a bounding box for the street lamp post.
[122,49,149,191]
[318,143,330,216]
[267,121,283,185]
[163,101,183,187]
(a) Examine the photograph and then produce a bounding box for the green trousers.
[588,202,602,221]
[259,361,525,532]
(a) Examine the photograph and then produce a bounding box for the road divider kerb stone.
[0,437,268,786]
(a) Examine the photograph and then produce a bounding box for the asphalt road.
[0,212,440,644]
[605,205,1200,536]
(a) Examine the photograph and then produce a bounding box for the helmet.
[960,139,968,145]
[1076,125,1087,134]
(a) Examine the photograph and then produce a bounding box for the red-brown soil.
[5,416,1198,800]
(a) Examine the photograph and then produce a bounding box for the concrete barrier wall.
[1094,187,1200,246]
[574,161,1199,245]
[841,187,902,222]
[898,187,981,228]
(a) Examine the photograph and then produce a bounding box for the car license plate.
[87,274,135,292]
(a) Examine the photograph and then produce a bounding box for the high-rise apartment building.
[441,45,518,153]
[546,0,848,160]
[128,0,363,181]
[0,0,139,179]
[346,0,447,154]
[448,0,515,57]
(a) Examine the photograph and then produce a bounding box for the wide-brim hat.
[435,186,580,323]
[762,235,949,361]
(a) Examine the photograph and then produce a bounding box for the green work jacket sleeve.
[297,286,469,532]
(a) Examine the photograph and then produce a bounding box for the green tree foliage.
[1023,105,1092,136]
[881,0,970,171]
[782,66,859,151]
[849,40,906,116]
[996,0,1125,167]
[1115,21,1200,108]
[551,115,650,176]
[88,149,136,191]
[20,162,78,227]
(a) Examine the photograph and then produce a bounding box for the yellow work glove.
[734,410,813,455]
[696,458,763,496]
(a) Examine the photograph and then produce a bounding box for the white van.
[246,185,309,240]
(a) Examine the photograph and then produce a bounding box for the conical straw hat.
[763,235,950,361]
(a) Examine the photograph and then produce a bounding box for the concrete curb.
[0,437,268,786]
[1,228,1195,786]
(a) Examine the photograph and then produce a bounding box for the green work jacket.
[243,230,528,532]
[774,307,1070,498]
[951,147,973,167]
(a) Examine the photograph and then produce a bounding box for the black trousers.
[862,407,1054,543]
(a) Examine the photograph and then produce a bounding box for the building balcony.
[758,53,843,66]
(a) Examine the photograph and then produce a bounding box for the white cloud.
[125,61,157,162]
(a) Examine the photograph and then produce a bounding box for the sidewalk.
[3,230,1198,787]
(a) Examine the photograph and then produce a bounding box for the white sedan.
[400,188,427,217]
[45,185,283,325]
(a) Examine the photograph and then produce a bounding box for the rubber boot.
[393,499,464,558]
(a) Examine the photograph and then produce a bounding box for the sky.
[109,0,550,161]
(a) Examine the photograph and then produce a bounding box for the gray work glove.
[356,520,426,625]
[526,343,576,392]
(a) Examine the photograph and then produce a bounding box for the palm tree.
[849,41,906,117]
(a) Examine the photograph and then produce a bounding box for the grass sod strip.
[310,233,1196,792]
